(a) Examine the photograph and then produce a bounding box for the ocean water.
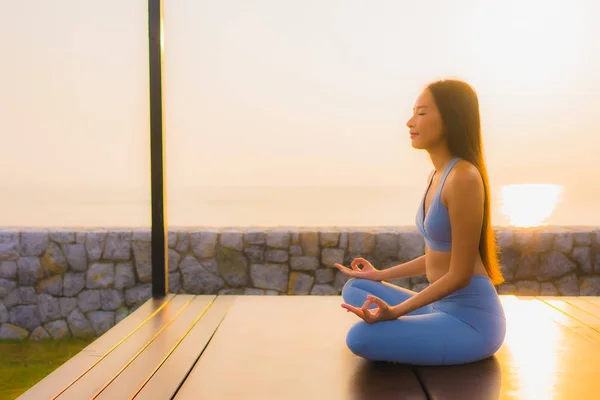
[2,185,599,228]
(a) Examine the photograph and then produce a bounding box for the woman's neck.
[427,144,455,174]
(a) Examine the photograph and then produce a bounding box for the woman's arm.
[391,162,485,318]
[377,255,427,281]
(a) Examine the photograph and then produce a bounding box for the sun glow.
[501,297,561,399]
[500,184,563,227]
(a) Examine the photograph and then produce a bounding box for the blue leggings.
[342,275,506,366]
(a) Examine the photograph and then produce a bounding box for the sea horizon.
[2,184,599,228]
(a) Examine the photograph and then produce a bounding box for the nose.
[406,115,414,128]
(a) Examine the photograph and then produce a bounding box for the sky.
[1,0,599,227]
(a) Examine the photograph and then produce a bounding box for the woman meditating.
[335,79,506,366]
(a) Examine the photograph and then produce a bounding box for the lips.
[410,132,419,138]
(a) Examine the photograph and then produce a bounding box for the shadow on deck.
[17,295,600,399]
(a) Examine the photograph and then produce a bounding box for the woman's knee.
[341,278,356,303]
[342,277,376,293]
[345,321,403,362]
[341,278,372,303]
[345,321,447,365]
[345,322,371,358]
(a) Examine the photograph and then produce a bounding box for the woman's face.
[405,88,445,150]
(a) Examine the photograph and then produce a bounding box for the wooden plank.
[17,294,175,400]
[498,296,600,399]
[515,296,600,344]
[134,295,236,400]
[580,297,600,313]
[415,356,502,400]
[174,296,427,400]
[348,361,430,400]
[585,297,600,307]
[95,295,216,399]
[56,295,196,400]
[417,296,600,399]
[560,296,600,319]
[538,296,600,331]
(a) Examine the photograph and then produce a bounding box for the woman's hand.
[334,257,381,281]
[341,295,399,323]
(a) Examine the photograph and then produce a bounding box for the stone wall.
[1,226,599,340]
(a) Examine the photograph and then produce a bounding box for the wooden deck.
[17,295,600,400]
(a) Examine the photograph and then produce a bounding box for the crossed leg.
[341,278,494,365]
[341,278,433,315]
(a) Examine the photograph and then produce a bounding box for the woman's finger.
[341,303,359,313]
[367,295,389,311]
[361,300,376,323]
[341,303,365,321]
[334,264,357,277]
[334,263,346,271]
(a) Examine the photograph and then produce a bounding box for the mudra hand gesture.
[334,257,381,281]
[342,295,398,323]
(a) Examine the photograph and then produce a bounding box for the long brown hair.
[427,79,504,285]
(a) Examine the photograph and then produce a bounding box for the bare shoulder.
[449,160,482,186]
[443,160,484,203]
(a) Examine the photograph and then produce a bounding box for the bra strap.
[439,157,461,187]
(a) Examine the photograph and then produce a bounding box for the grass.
[0,338,95,400]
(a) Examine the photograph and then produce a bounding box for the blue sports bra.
[415,157,461,252]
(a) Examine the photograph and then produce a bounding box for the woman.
[334,79,506,366]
